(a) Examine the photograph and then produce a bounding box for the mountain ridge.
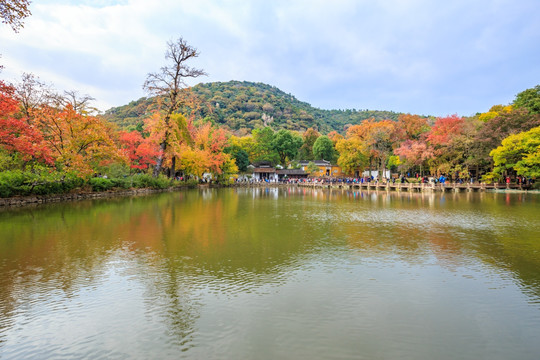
[102,80,407,134]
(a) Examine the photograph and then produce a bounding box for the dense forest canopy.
[102,81,404,135]
[1,27,539,194]
[2,72,540,196]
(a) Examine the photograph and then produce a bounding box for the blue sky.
[1,0,539,116]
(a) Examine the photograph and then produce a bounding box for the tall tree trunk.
[153,140,167,177]
[170,156,176,179]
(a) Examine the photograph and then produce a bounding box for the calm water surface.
[1,188,539,359]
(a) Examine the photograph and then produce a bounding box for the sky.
[1,0,539,116]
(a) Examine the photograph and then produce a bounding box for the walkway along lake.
[0,187,539,359]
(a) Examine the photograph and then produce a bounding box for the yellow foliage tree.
[478,105,513,122]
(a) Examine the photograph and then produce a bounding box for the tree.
[472,108,540,169]
[252,127,278,164]
[297,127,320,160]
[1,0,31,32]
[228,134,258,163]
[489,126,540,179]
[0,81,51,166]
[224,146,249,172]
[394,139,431,174]
[478,104,513,122]
[327,131,344,145]
[118,131,159,170]
[143,37,206,177]
[306,161,320,175]
[145,112,193,177]
[312,135,335,161]
[396,114,429,140]
[15,73,54,119]
[425,115,465,174]
[346,119,397,178]
[35,105,127,176]
[386,155,401,173]
[178,122,231,179]
[271,129,303,165]
[426,115,464,146]
[513,85,540,114]
[61,90,97,115]
[336,137,368,175]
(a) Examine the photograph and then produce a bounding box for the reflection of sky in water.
[0,189,539,359]
[307,207,521,232]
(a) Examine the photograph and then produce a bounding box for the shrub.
[0,170,86,197]
[151,175,173,189]
[0,169,180,198]
[183,178,199,188]
[109,177,131,189]
[0,171,27,197]
[88,177,114,192]
[99,163,131,178]
[131,174,172,189]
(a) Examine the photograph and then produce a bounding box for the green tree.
[297,127,320,160]
[489,126,540,179]
[471,108,540,170]
[312,135,335,162]
[225,146,249,172]
[306,161,320,175]
[271,129,303,165]
[252,127,279,164]
[513,85,540,114]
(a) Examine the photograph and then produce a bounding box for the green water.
[0,188,539,359]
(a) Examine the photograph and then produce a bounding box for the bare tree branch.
[15,73,55,119]
[143,37,207,177]
[62,90,97,115]
[0,0,31,33]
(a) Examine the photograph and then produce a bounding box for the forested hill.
[102,80,402,134]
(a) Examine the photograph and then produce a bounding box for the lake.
[1,187,539,359]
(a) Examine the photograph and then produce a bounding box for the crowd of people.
[235,174,534,186]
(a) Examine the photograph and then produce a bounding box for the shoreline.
[1,183,538,208]
[0,186,187,208]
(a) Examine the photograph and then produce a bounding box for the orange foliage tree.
[179,122,237,179]
[35,105,127,176]
[396,114,429,141]
[144,111,194,177]
[343,119,397,178]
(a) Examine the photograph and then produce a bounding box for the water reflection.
[0,188,539,359]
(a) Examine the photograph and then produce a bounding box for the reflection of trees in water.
[0,190,326,352]
[138,258,201,352]
[1,188,540,351]
[0,196,200,352]
[0,201,125,337]
[323,188,540,301]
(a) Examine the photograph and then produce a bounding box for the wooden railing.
[297,181,531,192]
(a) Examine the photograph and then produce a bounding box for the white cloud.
[1,0,539,116]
